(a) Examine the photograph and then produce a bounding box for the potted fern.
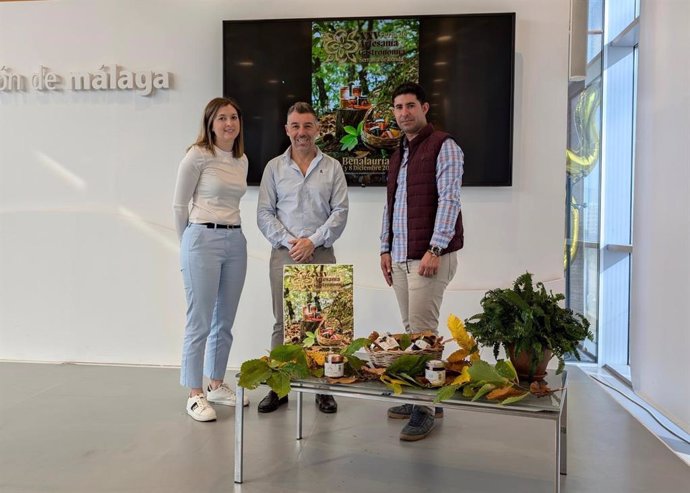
[465,272,593,381]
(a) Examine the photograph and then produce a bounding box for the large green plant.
[465,272,593,375]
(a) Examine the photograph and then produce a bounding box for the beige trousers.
[391,252,458,334]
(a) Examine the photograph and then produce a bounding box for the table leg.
[561,390,568,475]
[296,391,303,440]
[234,383,244,484]
[553,414,561,493]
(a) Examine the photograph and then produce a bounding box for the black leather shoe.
[315,394,337,414]
[258,390,288,413]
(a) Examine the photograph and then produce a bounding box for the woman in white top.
[173,97,249,421]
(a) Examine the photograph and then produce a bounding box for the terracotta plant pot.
[507,345,553,382]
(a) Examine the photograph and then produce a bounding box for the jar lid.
[327,354,344,363]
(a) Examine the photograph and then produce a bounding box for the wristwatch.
[428,245,443,257]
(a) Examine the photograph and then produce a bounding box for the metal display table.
[234,371,567,492]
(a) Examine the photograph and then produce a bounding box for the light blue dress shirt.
[257,147,349,249]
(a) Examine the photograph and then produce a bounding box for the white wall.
[0,0,570,367]
[630,0,690,433]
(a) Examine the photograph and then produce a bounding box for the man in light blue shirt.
[257,102,349,414]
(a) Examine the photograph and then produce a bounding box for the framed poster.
[283,264,354,348]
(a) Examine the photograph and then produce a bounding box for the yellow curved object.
[564,196,580,269]
[565,81,600,268]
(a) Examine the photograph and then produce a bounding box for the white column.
[630,0,690,433]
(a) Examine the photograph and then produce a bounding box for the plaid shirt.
[380,139,464,263]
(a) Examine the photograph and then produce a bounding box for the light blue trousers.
[179,224,247,388]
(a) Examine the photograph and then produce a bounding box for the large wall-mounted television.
[223,13,514,186]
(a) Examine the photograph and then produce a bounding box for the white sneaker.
[186,394,217,422]
[207,383,249,407]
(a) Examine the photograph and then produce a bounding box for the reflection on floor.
[0,362,687,493]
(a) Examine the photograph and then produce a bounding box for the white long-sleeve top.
[172,145,248,240]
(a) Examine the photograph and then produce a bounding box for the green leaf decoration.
[380,375,405,395]
[399,333,412,350]
[501,392,530,405]
[238,359,272,389]
[282,361,310,379]
[462,385,477,398]
[468,360,509,386]
[356,120,364,135]
[302,331,316,348]
[340,134,358,151]
[270,344,305,363]
[267,371,291,398]
[495,359,518,382]
[386,354,432,377]
[341,337,370,357]
[471,383,497,402]
[397,372,424,387]
[434,384,460,403]
[345,354,365,371]
[343,125,358,136]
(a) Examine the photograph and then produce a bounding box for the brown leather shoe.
[315,394,337,413]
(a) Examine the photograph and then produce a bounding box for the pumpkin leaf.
[343,125,358,136]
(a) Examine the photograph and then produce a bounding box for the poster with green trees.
[283,264,354,349]
[311,19,419,185]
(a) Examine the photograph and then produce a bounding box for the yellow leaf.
[486,385,525,401]
[451,366,471,385]
[307,350,326,367]
[446,360,470,373]
[447,314,480,360]
[447,348,469,362]
[326,376,358,384]
[380,375,407,394]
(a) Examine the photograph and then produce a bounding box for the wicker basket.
[315,318,347,347]
[361,106,402,151]
[366,347,443,368]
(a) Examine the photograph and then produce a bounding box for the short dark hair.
[391,82,427,105]
[287,101,318,120]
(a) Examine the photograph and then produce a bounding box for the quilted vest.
[385,123,464,259]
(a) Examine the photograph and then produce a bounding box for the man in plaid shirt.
[380,82,464,441]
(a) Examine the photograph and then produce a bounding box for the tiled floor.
[0,362,687,493]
